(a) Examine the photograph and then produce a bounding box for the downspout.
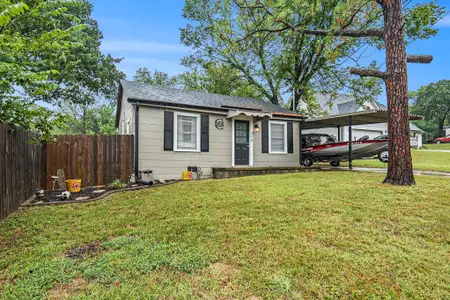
[134,102,153,185]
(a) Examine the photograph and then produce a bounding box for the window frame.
[173,111,201,152]
[268,121,288,154]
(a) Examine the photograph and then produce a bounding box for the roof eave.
[128,98,306,119]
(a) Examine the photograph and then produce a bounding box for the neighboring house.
[445,126,450,136]
[303,94,424,148]
[116,80,305,180]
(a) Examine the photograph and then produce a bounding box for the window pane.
[270,123,285,152]
[177,115,197,150]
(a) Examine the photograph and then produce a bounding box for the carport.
[300,109,423,169]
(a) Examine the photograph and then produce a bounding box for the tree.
[55,101,117,135]
[0,1,86,139]
[236,0,445,186]
[410,80,450,138]
[133,67,178,87]
[0,98,66,141]
[179,63,262,98]
[181,0,376,113]
[0,1,124,139]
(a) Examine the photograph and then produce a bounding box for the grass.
[343,149,450,173]
[0,172,449,299]
[423,143,450,150]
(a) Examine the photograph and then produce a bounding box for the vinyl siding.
[253,120,301,167]
[138,106,232,180]
[118,90,135,135]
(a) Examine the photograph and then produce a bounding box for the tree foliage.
[55,101,117,135]
[179,63,262,98]
[0,0,124,139]
[133,67,178,87]
[181,0,445,114]
[0,0,85,139]
[410,80,450,138]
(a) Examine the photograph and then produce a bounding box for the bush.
[107,179,127,189]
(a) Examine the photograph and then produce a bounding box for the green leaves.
[410,80,450,138]
[0,2,29,27]
[0,97,66,141]
[404,1,446,42]
[0,0,125,139]
[133,68,178,87]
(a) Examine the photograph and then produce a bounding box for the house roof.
[410,123,424,133]
[315,94,387,115]
[117,80,304,125]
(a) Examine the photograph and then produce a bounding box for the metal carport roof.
[302,109,423,129]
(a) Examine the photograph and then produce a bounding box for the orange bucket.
[182,171,192,181]
[65,179,81,193]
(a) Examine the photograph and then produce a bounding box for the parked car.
[434,134,450,144]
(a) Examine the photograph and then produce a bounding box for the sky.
[91,0,450,105]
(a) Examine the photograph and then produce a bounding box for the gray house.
[116,80,305,180]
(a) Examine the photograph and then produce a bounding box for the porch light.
[254,124,260,132]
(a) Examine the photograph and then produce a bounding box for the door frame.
[231,117,253,167]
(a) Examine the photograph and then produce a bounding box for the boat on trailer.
[301,133,388,167]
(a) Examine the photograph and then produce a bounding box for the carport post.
[299,122,303,165]
[348,117,353,170]
[337,125,341,142]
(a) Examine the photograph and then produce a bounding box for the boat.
[301,133,388,167]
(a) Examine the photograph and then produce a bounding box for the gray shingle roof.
[315,93,387,115]
[337,101,361,114]
[410,123,424,133]
[120,80,298,115]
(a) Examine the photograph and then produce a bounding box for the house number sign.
[215,118,224,130]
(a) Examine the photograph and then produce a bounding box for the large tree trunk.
[383,0,415,185]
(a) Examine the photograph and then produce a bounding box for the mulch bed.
[40,186,127,203]
[21,180,179,207]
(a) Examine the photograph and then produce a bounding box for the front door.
[235,120,249,165]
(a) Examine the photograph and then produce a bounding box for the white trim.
[173,111,201,152]
[269,121,288,154]
[131,102,228,116]
[231,117,253,167]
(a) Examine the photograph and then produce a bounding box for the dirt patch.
[0,228,25,248]
[209,262,240,287]
[48,277,87,299]
[65,242,104,259]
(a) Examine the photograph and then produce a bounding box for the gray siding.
[138,106,231,180]
[118,91,135,135]
[253,120,301,167]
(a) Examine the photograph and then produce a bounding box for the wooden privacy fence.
[0,123,43,221]
[44,135,134,189]
[0,122,134,221]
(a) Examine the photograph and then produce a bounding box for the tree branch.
[350,68,388,79]
[407,55,433,64]
[299,28,384,38]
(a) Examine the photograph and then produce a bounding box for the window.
[269,121,287,153]
[174,112,201,151]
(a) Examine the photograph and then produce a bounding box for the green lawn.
[0,172,449,299]
[344,150,450,172]
[423,143,450,150]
